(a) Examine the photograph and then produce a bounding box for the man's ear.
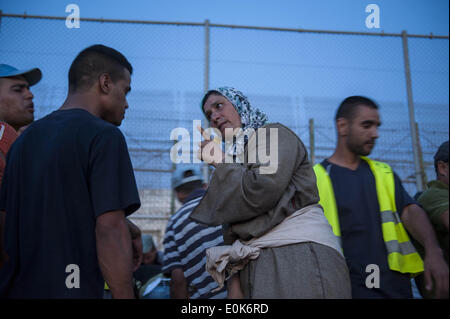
[336,117,349,137]
[98,73,111,94]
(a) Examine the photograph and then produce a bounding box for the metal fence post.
[309,118,315,165]
[204,19,210,93]
[202,19,210,184]
[415,122,427,188]
[401,30,424,192]
[170,142,177,215]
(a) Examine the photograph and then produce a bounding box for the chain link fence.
[0,13,448,248]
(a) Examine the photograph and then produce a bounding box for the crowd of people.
[0,44,448,299]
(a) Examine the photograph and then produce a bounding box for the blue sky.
[1,0,448,35]
[0,1,448,193]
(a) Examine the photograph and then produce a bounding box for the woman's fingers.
[197,125,221,143]
[198,140,223,166]
[197,125,211,141]
[197,141,209,162]
[197,125,224,166]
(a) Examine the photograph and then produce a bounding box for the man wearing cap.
[414,141,449,298]
[0,64,42,185]
[133,234,163,285]
[162,166,227,299]
[0,64,42,268]
[0,46,141,298]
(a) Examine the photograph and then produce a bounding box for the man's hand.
[423,247,449,299]
[401,204,449,298]
[170,268,189,299]
[126,219,143,272]
[131,235,143,272]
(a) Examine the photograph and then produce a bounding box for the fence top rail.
[1,12,448,39]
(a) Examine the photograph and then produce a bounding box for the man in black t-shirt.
[0,45,142,298]
[314,96,448,298]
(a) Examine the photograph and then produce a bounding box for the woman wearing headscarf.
[190,87,351,299]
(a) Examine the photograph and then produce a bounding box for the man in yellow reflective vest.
[313,96,448,298]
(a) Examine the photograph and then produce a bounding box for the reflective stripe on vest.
[313,157,424,275]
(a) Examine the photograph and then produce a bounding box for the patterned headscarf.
[201,87,269,161]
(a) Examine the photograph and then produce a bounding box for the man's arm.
[401,204,449,298]
[96,209,135,299]
[441,209,449,231]
[170,268,189,299]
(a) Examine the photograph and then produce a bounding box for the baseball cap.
[0,64,42,86]
[142,234,155,253]
[434,141,449,165]
[171,165,204,189]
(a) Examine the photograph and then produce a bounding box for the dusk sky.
[1,1,448,193]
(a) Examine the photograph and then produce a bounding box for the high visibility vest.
[313,157,424,275]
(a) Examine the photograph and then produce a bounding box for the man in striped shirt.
[162,165,227,299]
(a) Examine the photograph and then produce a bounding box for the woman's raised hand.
[197,125,224,167]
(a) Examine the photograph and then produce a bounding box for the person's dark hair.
[174,169,203,194]
[335,96,379,122]
[201,90,222,114]
[68,44,133,93]
[434,140,449,175]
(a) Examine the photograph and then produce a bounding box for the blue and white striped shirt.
[162,189,227,299]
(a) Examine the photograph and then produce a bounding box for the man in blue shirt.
[0,45,142,298]
[315,96,448,298]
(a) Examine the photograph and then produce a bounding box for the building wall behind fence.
[0,15,448,249]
